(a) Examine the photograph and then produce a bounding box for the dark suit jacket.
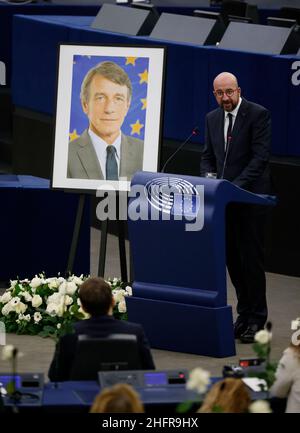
[48,316,155,381]
[200,98,271,194]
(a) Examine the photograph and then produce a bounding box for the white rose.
[254,329,272,345]
[23,291,33,302]
[1,345,23,361]
[249,400,272,413]
[30,276,42,288]
[1,345,15,361]
[47,293,62,305]
[48,280,59,289]
[125,286,133,296]
[66,281,77,296]
[118,300,127,313]
[113,290,126,303]
[58,281,67,295]
[57,277,66,284]
[33,312,42,323]
[15,302,27,314]
[291,318,300,331]
[64,295,73,306]
[57,304,66,317]
[72,276,84,286]
[46,303,65,317]
[0,292,12,304]
[186,367,211,394]
[46,303,59,317]
[32,295,43,308]
[1,303,12,316]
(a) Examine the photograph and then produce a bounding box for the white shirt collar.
[224,97,242,120]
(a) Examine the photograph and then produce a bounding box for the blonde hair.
[90,383,144,413]
[198,378,251,413]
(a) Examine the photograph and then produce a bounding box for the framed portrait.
[51,44,166,192]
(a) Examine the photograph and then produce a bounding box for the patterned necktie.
[106,145,118,180]
[226,113,233,151]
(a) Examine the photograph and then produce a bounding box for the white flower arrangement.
[252,322,277,390]
[254,329,272,345]
[248,400,272,413]
[177,366,211,413]
[0,274,132,339]
[186,367,211,394]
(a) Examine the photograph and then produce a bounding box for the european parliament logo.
[144,177,204,231]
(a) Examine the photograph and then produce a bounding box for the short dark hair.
[79,277,113,316]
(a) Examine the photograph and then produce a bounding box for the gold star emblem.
[141,98,147,110]
[125,57,137,66]
[130,120,144,136]
[69,129,79,142]
[138,69,148,84]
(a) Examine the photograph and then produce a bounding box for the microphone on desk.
[161,126,200,173]
[220,135,232,180]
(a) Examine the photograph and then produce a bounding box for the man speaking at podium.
[200,72,272,344]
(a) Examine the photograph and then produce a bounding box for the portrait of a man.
[67,60,144,181]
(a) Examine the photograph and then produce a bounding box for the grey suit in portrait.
[67,129,144,180]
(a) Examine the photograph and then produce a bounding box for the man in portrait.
[67,61,144,181]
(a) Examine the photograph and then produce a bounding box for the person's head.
[90,383,144,413]
[213,72,241,112]
[78,277,114,317]
[80,61,132,144]
[198,378,251,413]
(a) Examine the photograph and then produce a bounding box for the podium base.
[127,296,235,358]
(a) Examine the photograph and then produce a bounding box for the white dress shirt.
[88,129,121,179]
[223,97,242,147]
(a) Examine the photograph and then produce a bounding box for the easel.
[66,193,129,282]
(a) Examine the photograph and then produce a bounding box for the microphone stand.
[221,135,232,180]
[161,127,199,173]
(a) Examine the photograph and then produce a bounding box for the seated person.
[90,383,144,413]
[48,277,155,381]
[270,338,300,413]
[198,378,251,413]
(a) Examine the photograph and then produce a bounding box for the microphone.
[220,135,232,180]
[161,126,200,173]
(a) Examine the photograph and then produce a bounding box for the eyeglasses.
[214,88,238,98]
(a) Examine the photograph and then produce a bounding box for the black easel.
[66,194,86,275]
[97,192,128,281]
[67,193,128,282]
